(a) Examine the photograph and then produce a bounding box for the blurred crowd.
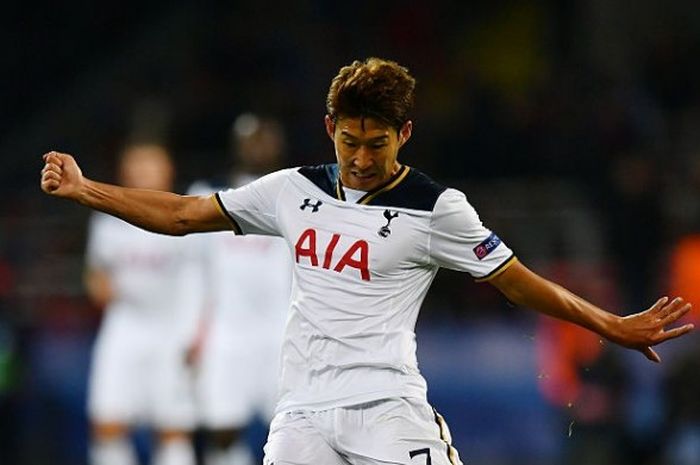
[2,1,700,464]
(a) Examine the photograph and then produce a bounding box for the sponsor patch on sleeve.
[473,232,501,260]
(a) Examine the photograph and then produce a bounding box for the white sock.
[89,437,137,465]
[153,438,196,465]
[205,442,254,465]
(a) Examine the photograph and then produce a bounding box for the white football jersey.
[215,164,516,413]
[187,178,292,340]
[86,212,194,325]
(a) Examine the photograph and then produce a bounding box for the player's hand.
[609,296,694,362]
[40,151,84,200]
[184,341,202,368]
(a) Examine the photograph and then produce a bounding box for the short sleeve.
[429,189,515,281]
[85,213,113,270]
[214,169,293,236]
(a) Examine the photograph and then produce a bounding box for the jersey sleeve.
[429,188,516,281]
[213,168,292,236]
[84,212,113,270]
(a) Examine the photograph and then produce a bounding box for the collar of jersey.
[335,164,410,205]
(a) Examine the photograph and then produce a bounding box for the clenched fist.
[40,151,84,200]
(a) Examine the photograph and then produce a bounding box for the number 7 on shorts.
[409,448,432,464]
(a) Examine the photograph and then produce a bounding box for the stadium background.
[2,1,700,464]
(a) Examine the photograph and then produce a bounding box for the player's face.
[118,145,175,191]
[326,115,412,191]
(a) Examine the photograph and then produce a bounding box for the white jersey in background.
[187,178,292,428]
[214,164,515,414]
[85,212,197,428]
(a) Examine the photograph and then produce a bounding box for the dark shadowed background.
[2,1,700,464]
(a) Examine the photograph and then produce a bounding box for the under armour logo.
[378,209,399,237]
[300,198,323,212]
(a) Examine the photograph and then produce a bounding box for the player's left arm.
[488,259,694,362]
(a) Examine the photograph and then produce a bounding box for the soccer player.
[187,114,292,465]
[83,143,197,465]
[42,58,693,465]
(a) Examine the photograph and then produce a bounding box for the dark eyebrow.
[340,131,389,142]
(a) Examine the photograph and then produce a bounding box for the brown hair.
[326,57,416,131]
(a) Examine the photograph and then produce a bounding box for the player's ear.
[324,115,336,141]
[398,120,413,147]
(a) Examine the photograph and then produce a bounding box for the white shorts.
[87,313,196,430]
[195,328,281,429]
[263,397,463,465]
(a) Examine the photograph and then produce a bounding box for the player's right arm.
[41,151,230,235]
[84,267,114,308]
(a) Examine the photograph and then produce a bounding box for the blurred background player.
[84,143,197,465]
[187,113,292,465]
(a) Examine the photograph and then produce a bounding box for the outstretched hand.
[40,151,84,200]
[610,296,694,362]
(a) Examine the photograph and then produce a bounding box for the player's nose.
[353,146,374,170]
